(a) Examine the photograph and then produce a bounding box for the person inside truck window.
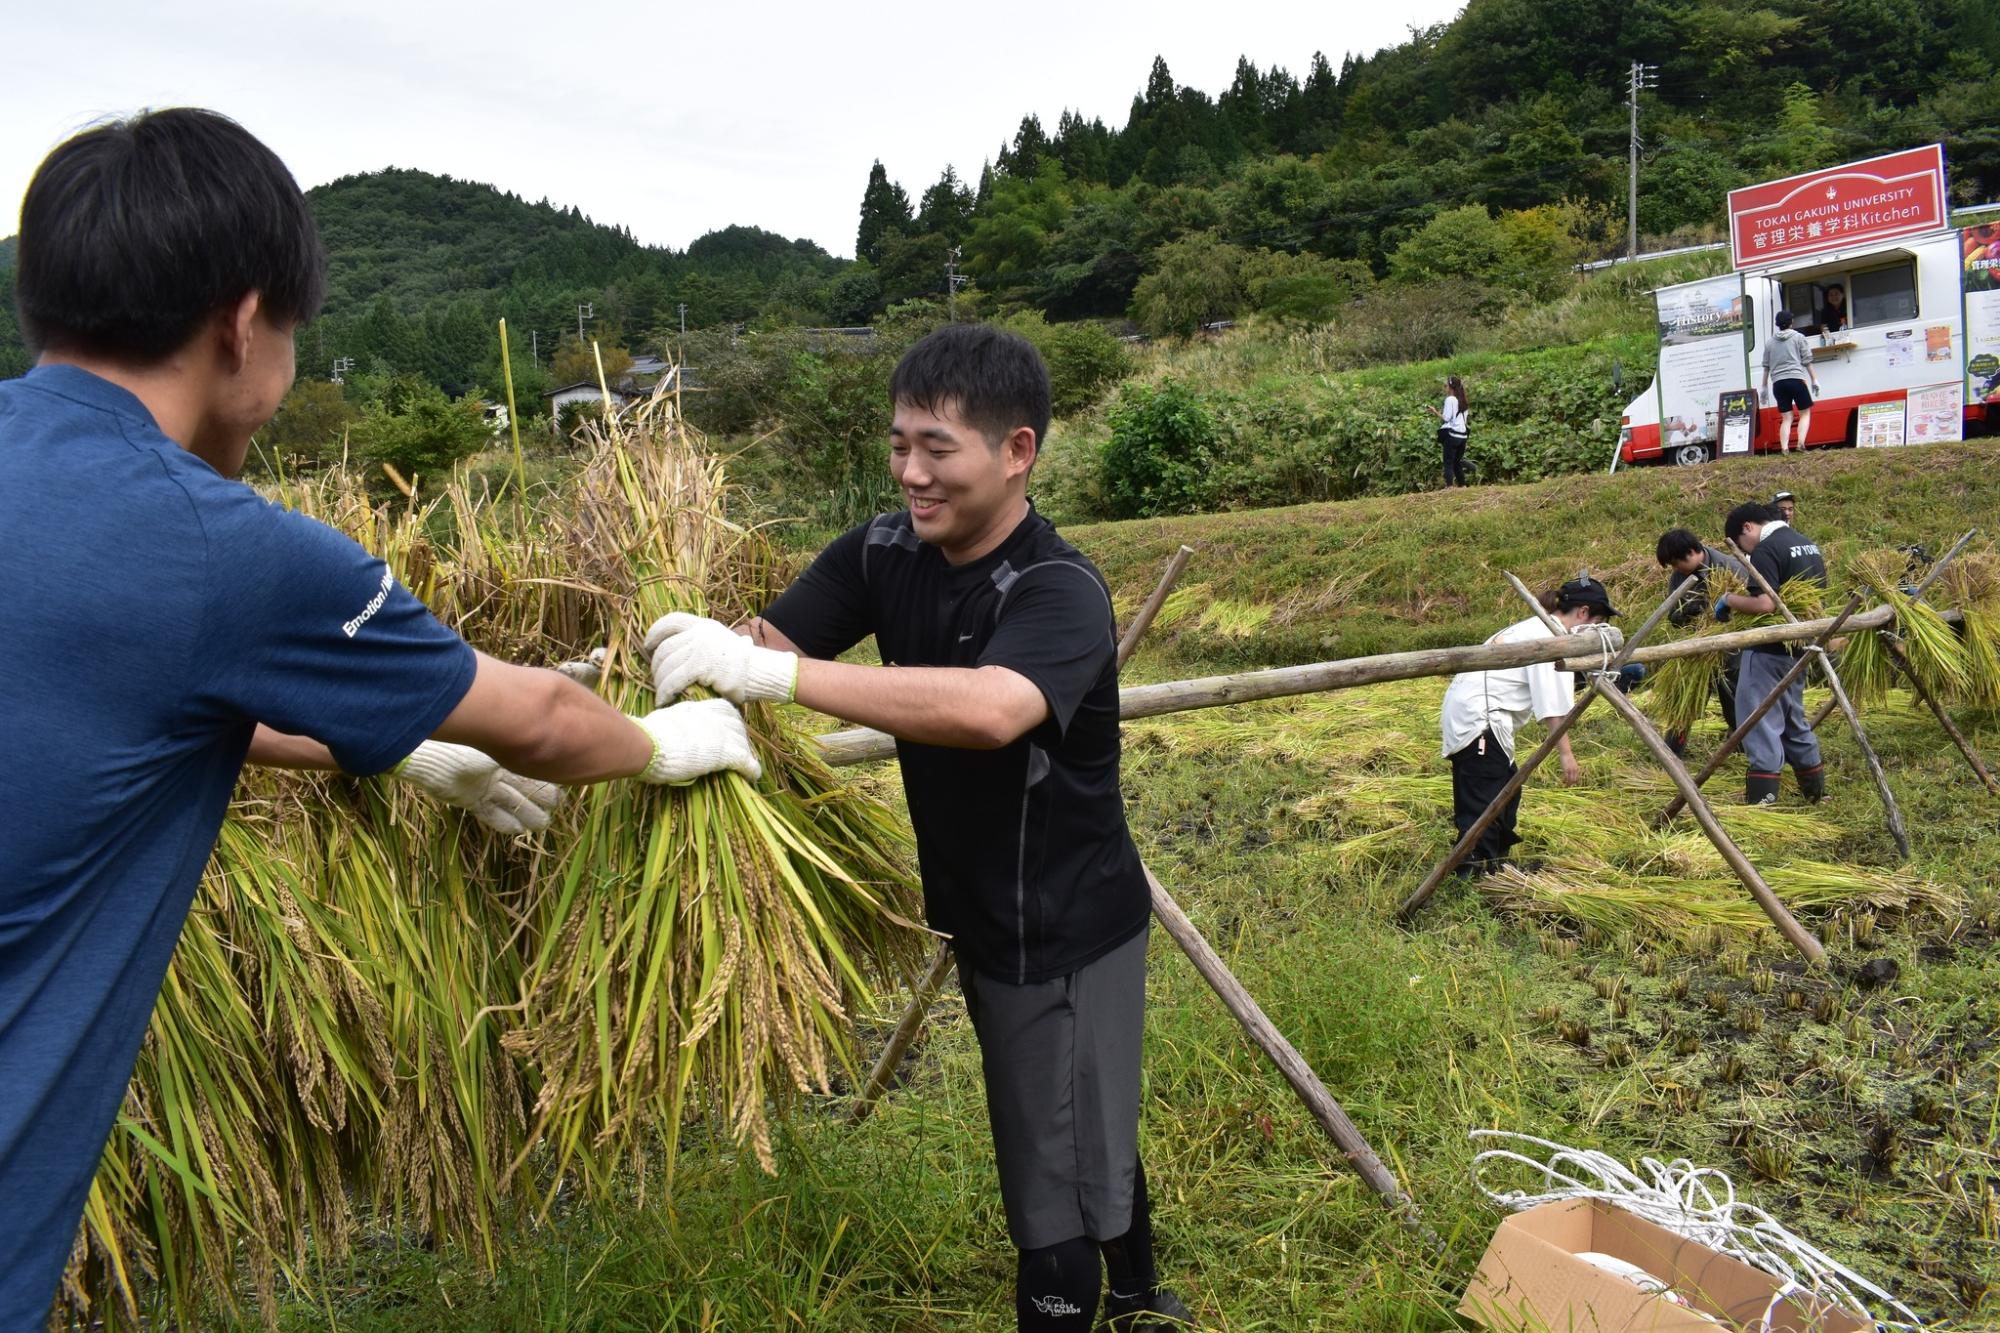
[1816,283,1848,335]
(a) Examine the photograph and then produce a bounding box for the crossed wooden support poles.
[1399,529,1992,966]
[831,529,1993,1230]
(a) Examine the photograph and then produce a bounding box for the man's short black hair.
[1724,502,1773,543]
[889,323,1051,454]
[16,108,325,362]
[1656,528,1704,567]
[1775,309,1794,331]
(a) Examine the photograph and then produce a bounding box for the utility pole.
[330,356,354,384]
[1627,61,1659,260]
[577,301,594,343]
[678,302,688,337]
[530,330,539,368]
[945,245,969,319]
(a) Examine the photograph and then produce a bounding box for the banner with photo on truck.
[1655,274,1746,449]
[1966,222,2000,410]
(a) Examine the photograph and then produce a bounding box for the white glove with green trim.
[634,698,762,784]
[393,741,563,834]
[643,612,797,706]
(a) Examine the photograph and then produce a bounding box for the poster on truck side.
[1966,223,2000,408]
[1655,274,1746,448]
[1857,398,1908,447]
[1908,383,1963,444]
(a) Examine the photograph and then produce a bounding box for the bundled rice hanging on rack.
[1933,547,2000,712]
[1840,548,1971,709]
[1644,573,1824,738]
[502,387,924,1194]
[65,395,925,1326]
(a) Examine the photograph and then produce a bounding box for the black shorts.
[1773,378,1813,412]
[959,924,1148,1249]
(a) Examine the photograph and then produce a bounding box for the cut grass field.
[236,443,1999,1330]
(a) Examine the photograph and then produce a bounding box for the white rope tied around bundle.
[1469,1130,1927,1332]
[1571,622,1623,681]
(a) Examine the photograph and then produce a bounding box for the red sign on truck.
[1729,145,1947,269]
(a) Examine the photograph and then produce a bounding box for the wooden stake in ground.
[1499,577,1826,964]
[1397,573,1700,920]
[1726,539,1909,859]
[1654,591,1864,825]
[846,545,1194,1126]
[1807,529,1979,732]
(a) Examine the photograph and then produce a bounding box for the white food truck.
[1618,145,1998,467]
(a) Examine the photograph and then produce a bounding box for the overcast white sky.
[2,1,1463,259]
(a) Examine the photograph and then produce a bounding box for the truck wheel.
[1670,442,1711,467]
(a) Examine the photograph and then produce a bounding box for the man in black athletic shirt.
[1719,502,1829,805]
[641,324,1188,1332]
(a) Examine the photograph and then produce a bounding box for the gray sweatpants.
[959,926,1149,1250]
[1736,649,1822,777]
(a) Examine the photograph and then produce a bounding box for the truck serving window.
[1850,259,1918,325]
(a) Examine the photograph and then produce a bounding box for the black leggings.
[1440,429,1468,486]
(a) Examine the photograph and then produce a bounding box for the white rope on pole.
[1468,1130,1927,1332]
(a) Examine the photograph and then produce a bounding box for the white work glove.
[1571,623,1626,651]
[393,740,563,834]
[634,698,762,785]
[643,612,797,707]
[555,647,607,690]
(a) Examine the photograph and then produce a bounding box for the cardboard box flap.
[1461,1199,1871,1332]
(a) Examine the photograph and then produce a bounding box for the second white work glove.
[643,612,797,707]
[394,740,563,834]
[634,698,763,784]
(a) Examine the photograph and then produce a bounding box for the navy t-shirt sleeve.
[761,519,876,660]
[977,563,1117,743]
[183,489,476,775]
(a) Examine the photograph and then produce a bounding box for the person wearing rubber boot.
[1718,503,1828,804]
[1654,528,1748,756]
[642,324,1191,1331]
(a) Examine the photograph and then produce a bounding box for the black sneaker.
[1100,1288,1194,1331]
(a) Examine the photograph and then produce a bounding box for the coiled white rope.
[1571,622,1622,681]
[1468,1130,1926,1331]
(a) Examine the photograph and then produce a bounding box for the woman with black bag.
[1425,374,1471,486]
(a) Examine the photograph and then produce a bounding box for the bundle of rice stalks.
[1645,574,1829,735]
[1843,549,1970,708]
[66,384,924,1326]
[503,389,924,1192]
[1933,550,2000,712]
[1480,854,1954,948]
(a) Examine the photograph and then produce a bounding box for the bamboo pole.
[1495,580,1822,961]
[1726,540,1908,859]
[1807,530,1978,731]
[1886,638,2000,798]
[1143,865,1425,1228]
[1395,574,1698,920]
[1654,591,1863,824]
[818,602,1917,768]
[846,544,1195,1126]
[1590,679,1825,962]
[1117,544,1195,665]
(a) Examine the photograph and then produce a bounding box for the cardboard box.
[1459,1198,1870,1332]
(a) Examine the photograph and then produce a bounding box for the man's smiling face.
[889,397,1033,564]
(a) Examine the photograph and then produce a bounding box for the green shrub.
[349,376,491,482]
[1001,311,1134,416]
[1101,379,1218,518]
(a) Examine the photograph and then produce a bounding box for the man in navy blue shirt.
[644,325,1188,1331]
[0,109,760,1328]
